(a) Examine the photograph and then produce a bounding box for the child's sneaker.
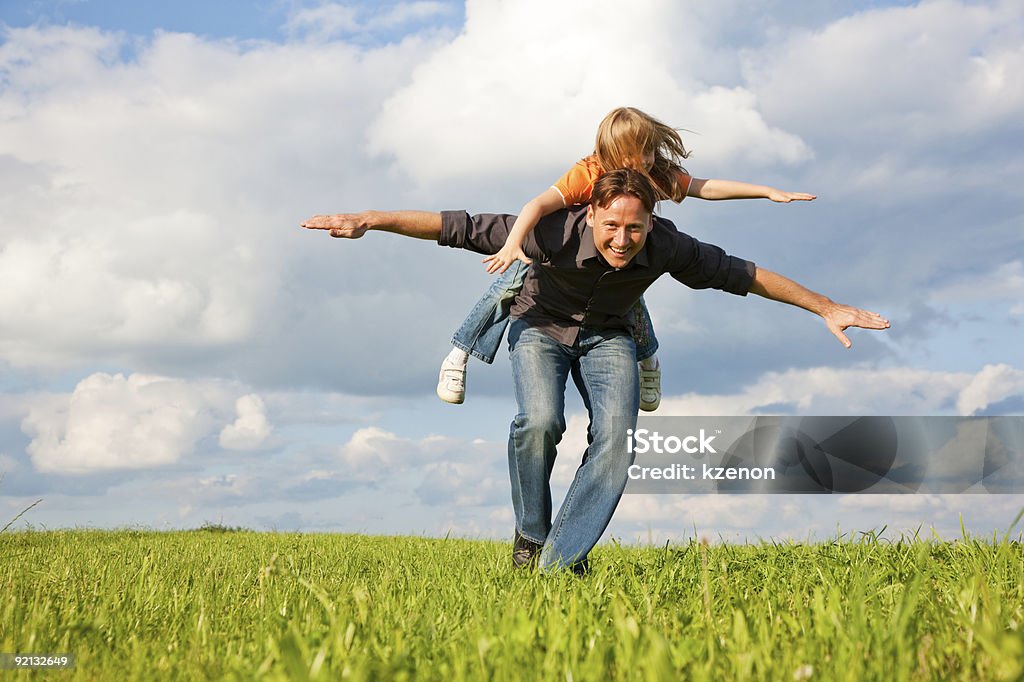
[436,357,466,404]
[639,362,661,412]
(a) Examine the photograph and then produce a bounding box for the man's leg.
[539,329,638,571]
[507,319,572,549]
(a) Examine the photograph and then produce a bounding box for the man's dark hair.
[590,168,656,214]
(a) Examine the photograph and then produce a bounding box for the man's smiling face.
[586,194,653,269]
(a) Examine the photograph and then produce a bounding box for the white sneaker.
[436,357,466,404]
[639,363,661,412]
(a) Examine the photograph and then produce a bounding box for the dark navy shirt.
[439,207,756,346]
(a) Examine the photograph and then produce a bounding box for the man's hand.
[766,189,816,203]
[749,267,890,348]
[301,210,442,241]
[820,302,890,348]
[301,214,369,239]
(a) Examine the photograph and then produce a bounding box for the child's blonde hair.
[593,107,690,203]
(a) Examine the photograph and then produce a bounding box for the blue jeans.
[453,262,659,364]
[506,319,638,571]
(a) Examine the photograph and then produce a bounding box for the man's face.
[586,194,653,269]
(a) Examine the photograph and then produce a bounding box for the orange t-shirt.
[551,155,692,206]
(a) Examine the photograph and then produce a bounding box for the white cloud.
[743,0,1024,195]
[415,459,505,506]
[747,1,1024,136]
[653,364,1023,417]
[614,494,772,530]
[552,413,590,486]
[605,494,1024,544]
[219,394,272,450]
[0,24,442,372]
[339,426,455,469]
[930,260,1024,308]
[339,425,502,465]
[336,425,507,505]
[21,373,227,473]
[368,0,811,185]
[837,494,948,512]
[956,364,1024,416]
[17,373,299,473]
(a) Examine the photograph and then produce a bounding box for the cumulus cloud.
[744,0,1024,195]
[0,23,443,372]
[615,494,773,530]
[414,459,505,506]
[339,425,503,466]
[368,0,811,184]
[219,394,272,450]
[836,495,948,513]
[19,373,289,473]
[747,1,1024,135]
[336,426,507,506]
[196,473,250,502]
[651,363,1024,417]
[21,373,227,474]
[957,364,1024,416]
[339,426,457,470]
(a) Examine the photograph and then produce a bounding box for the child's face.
[625,149,655,172]
[641,149,655,171]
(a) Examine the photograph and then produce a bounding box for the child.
[437,107,815,409]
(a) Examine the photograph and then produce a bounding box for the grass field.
[2,525,1023,681]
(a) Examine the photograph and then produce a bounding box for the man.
[302,169,889,572]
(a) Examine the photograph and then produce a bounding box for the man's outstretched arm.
[749,267,890,348]
[302,211,441,240]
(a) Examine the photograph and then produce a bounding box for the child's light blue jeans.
[451,261,659,364]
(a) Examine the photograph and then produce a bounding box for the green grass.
[2,527,1022,681]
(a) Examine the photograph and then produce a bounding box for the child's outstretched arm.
[687,178,815,203]
[482,188,565,274]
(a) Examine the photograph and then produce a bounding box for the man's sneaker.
[639,363,661,412]
[436,357,466,404]
[512,530,542,569]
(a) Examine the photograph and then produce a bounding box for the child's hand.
[768,189,816,203]
[483,244,532,274]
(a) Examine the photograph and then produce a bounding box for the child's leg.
[630,297,661,412]
[438,261,529,404]
[453,261,529,364]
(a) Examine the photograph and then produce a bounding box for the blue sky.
[0,0,466,42]
[0,0,1021,542]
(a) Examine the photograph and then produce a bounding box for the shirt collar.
[577,223,600,266]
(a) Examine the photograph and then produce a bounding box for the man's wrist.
[815,297,839,318]
[360,210,380,231]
